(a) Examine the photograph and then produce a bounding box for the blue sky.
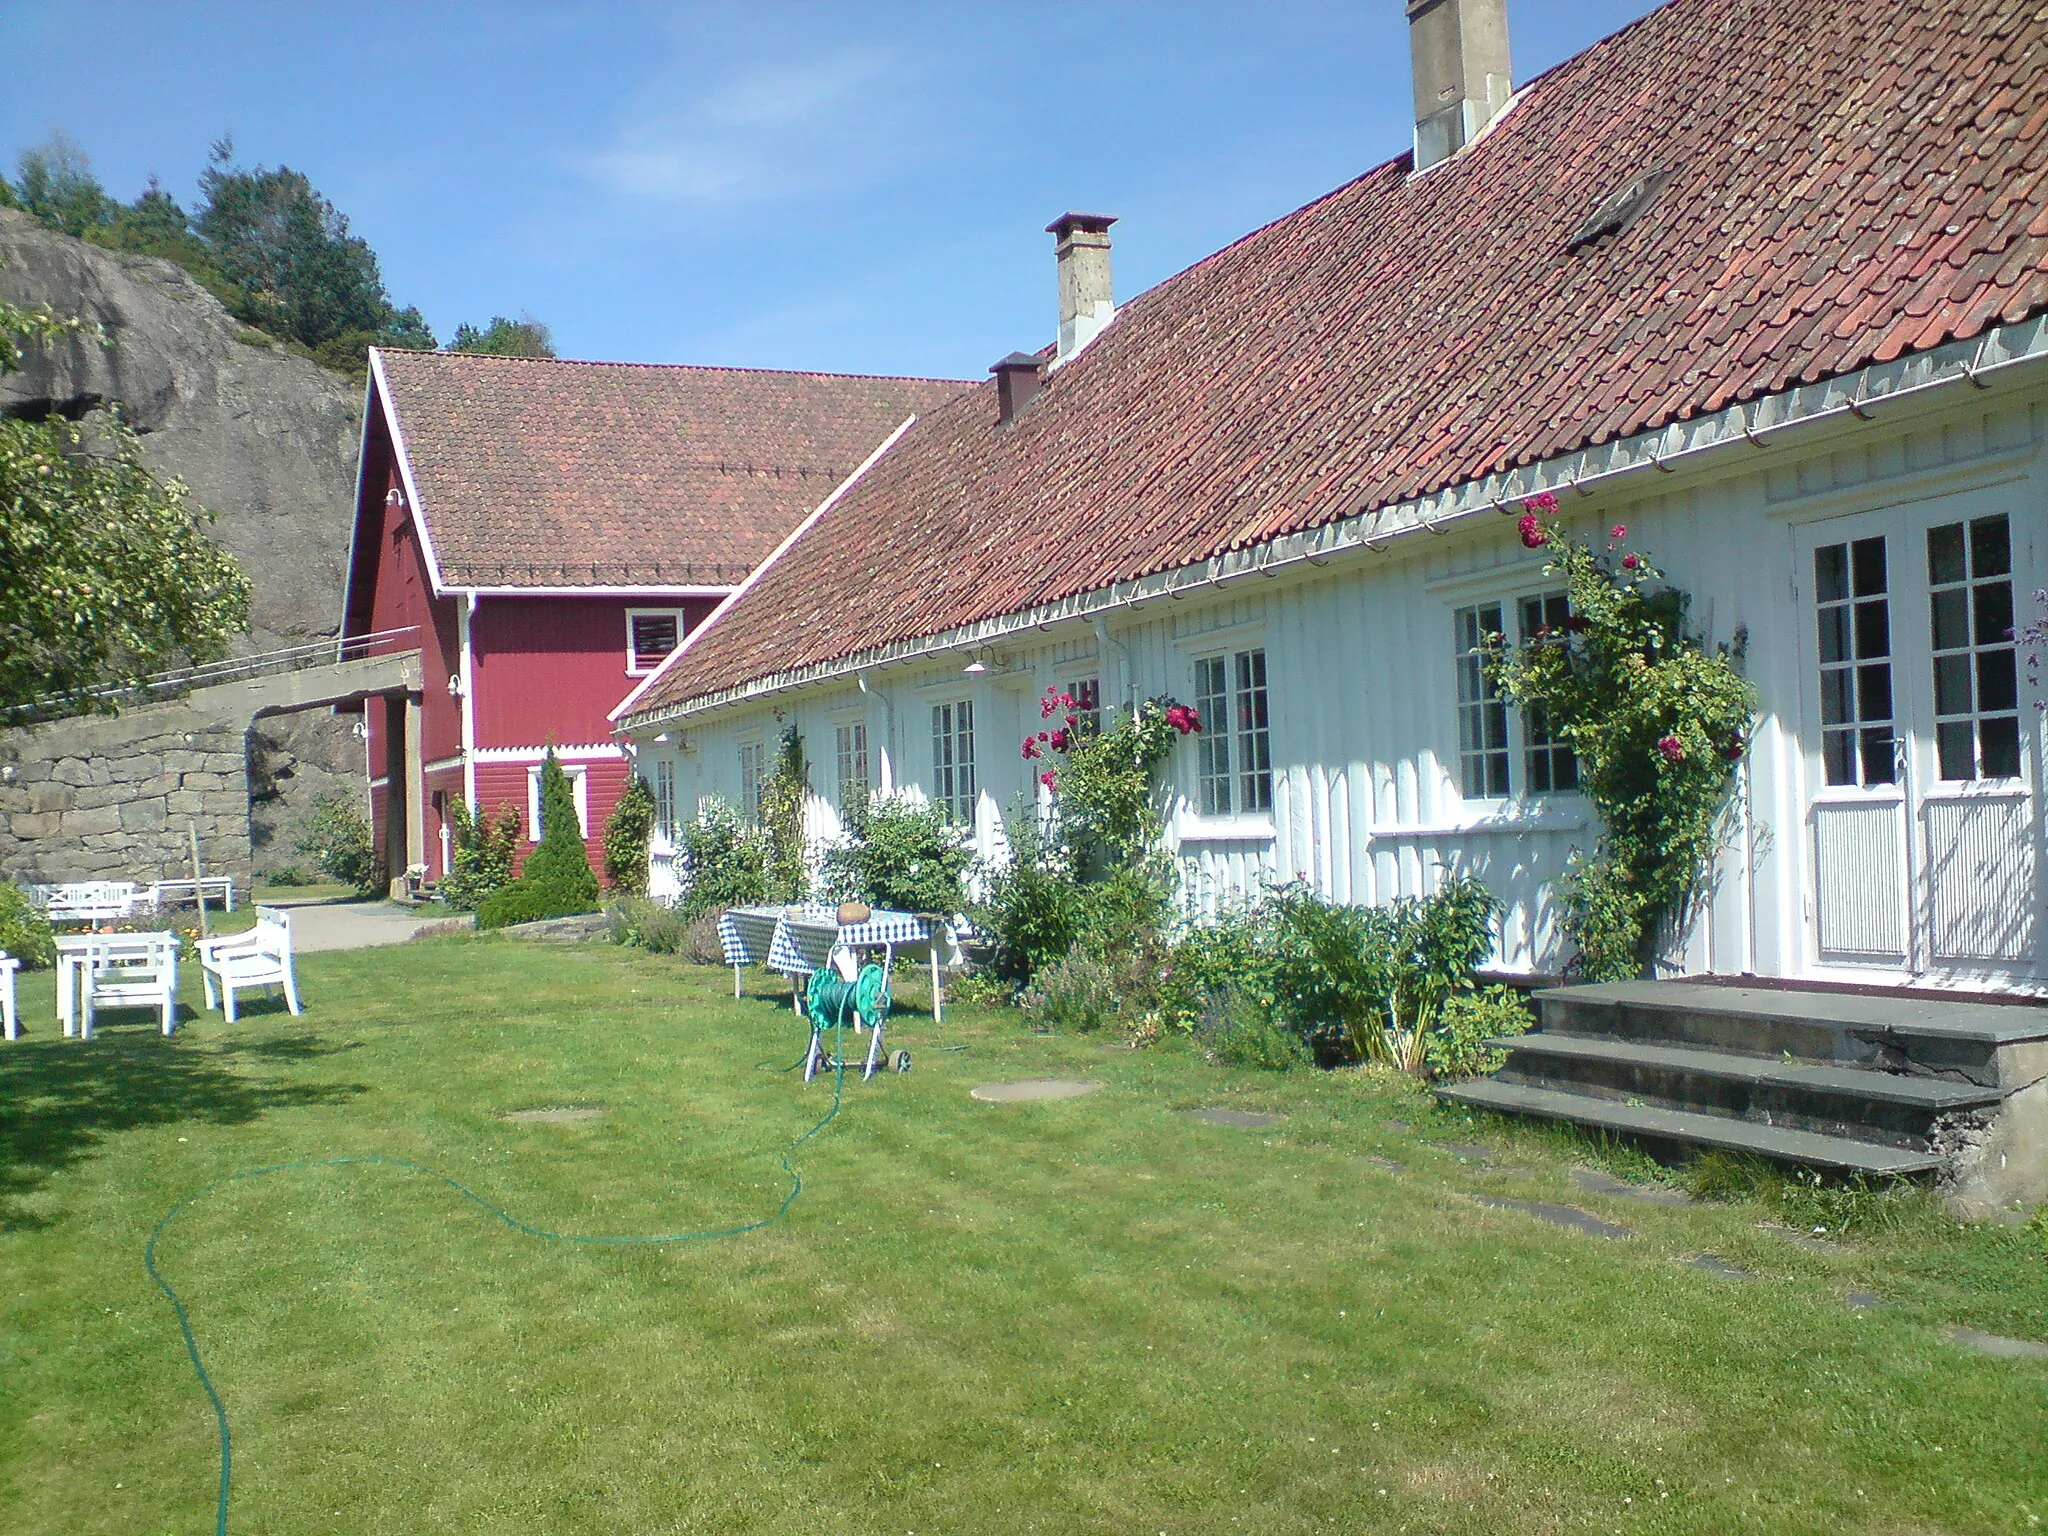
[1,2,1657,380]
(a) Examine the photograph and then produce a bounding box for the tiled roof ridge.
[372,346,970,387]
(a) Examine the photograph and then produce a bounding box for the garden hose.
[143,1010,851,1536]
[805,961,890,1033]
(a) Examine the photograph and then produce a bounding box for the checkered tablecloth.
[717,906,788,969]
[768,907,932,977]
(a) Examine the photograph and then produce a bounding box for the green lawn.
[2,939,2044,1534]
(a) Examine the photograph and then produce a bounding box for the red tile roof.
[630,0,2048,716]
[373,350,968,589]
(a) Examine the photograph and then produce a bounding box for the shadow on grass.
[0,1027,367,1231]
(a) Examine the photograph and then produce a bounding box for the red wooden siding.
[470,595,720,748]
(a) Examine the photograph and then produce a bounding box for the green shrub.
[0,881,57,968]
[971,817,1083,981]
[518,749,600,906]
[294,792,381,896]
[440,800,521,910]
[676,800,768,920]
[475,877,596,930]
[607,895,690,954]
[1425,984,1534,1081]
[1203,987,1309,1071]
[1160,911,1271,1029]
[822,795,972,916]
[602,776,656,895]
[760,725,811,903]
[946,969,1019,1009]
[1018,947,1124,1034]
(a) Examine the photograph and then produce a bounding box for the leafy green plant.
[1489,500,1757,980]
[1425,984,1534,1081]
[0,881,57,969]
[475,879,596,930]
[607,895,690,954]
[759,724,812,902]
[440,800,521,910]
[1201,986,1309,1071]
[602,776,656,895]
[676,800,768,920]
[822,795,972,916]
[294,792,381,896]
[1018,948,1125,1034]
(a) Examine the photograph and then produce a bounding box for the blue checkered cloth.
[768,907,932,977]
[717,906,788,969]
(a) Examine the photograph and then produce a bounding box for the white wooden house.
[615,0,2048,998]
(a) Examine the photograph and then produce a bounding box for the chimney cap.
[1045,212,1117,239]
[990,351,1047,374]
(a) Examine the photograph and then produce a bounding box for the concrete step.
[1491,1031,2004,1149]
[1535,982,2048,1089]
[1435,1078,1947,1176]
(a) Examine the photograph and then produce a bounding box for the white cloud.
[582,45,906,206]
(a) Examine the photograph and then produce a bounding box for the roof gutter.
[619,314,2048,733]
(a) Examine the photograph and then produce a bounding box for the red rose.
[1039,769,1057,788]
[1622,553,1641,570]
[1657,735,1685,763]
[1518,513,1548,549]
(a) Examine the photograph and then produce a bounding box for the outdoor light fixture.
[446,672,464,697]
[653,732,671,743]
[963,658,988,675]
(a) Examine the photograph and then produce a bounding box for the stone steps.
[1433,981,2048,1195]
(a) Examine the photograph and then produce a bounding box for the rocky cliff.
[0,208,368,873]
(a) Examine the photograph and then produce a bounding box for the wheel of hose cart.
[893,1050,912,1073]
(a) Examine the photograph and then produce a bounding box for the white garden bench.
[197,907,300,1023]
[31,881,158,925]
[76,931,180,1038]
[150,876,236,912]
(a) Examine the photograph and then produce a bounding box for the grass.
[1,939,2045,1534]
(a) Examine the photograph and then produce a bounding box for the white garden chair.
[197,907,300,1023]
[1,952,18,1041]
[80,931,180,1038]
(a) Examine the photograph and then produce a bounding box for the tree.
[441,800,522,909]
[474,749,601,928]
[602,776,656,894]
[449,316,555,358]
[0,277,250,719]
[194,140,437,371]
[13,131,115,237]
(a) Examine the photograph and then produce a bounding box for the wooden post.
[188,820,211,939]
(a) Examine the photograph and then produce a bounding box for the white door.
[1797,494,2039,981]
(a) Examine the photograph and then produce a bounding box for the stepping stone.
[1844,1290,1885,1310]
[1686,1253,1756,1281]
[1438,1142,1495,1163]
[1363,1156,1404,1173]
[502,1105,603,1124]
[1942,1326,2048,1360]
[971,1079,1102,1103]
[1184,1107,1282,1128]
[1383,1119,1411,1133]
[1471,1195,1632,1240]
[1573,1167,1691,1205]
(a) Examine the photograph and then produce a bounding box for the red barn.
[341,349,965,890]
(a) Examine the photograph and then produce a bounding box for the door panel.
[1813,799,1909,960]
[1925,792,2035,964]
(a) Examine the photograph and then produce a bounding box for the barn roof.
[370,350,967,590]
[626,0,2048,717]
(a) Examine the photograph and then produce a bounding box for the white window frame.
[1188,646,1272,820]
[737,740,766,825]
[651,757,677,841]
[526,762,590,842]
[1452,590,1581,802]
[625,608,687,676]
[834,718,872,810]
[931,699,977,824]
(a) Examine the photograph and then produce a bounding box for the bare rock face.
[0,208,368,872]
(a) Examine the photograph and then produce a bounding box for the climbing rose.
[1622,552,1641,570]
[1049,728,1070,752]
[1039,769,1057,788]
[1525,491,1560,514]
[1657,735,1685,763]
[1564,614,1591,634]
[1038,731,1049,742]
[1020,738,1041,760]
[1165,704,1201,734]
[1722,732,1746,761]
[1518,513,1548,549]
[1610,524,1627,539]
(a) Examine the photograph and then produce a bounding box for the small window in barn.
[1454,604,1511,798]
[626,609,685,675]
[526,761,589,842]
[931,700,977,823]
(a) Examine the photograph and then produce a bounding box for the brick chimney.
[991,351,1048,426]
[1407,0,1513,172]
[1046,212,1116,365]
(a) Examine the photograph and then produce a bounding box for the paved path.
[269,899,470,953]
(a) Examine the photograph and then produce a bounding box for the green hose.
[805,962,890,1033]
[144,1012,850,1536]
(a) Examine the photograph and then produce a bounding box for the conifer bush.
[476,750,599,929]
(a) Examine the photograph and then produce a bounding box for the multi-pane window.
[737,740,766,824]
[1815,537,1897,787]
[626,610,683,674]
[931,700,976,823]
[1928,514,2020,782]
[1455,604,1511,798]
[835,721,871,810]
[1193,649,1273,816]
[1066,677,1102,737]
[1516,592,1579,792]
[651,758,676,840]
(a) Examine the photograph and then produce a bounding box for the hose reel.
[804,958,908,1081]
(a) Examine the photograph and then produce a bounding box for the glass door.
[1797,495,2038,979]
